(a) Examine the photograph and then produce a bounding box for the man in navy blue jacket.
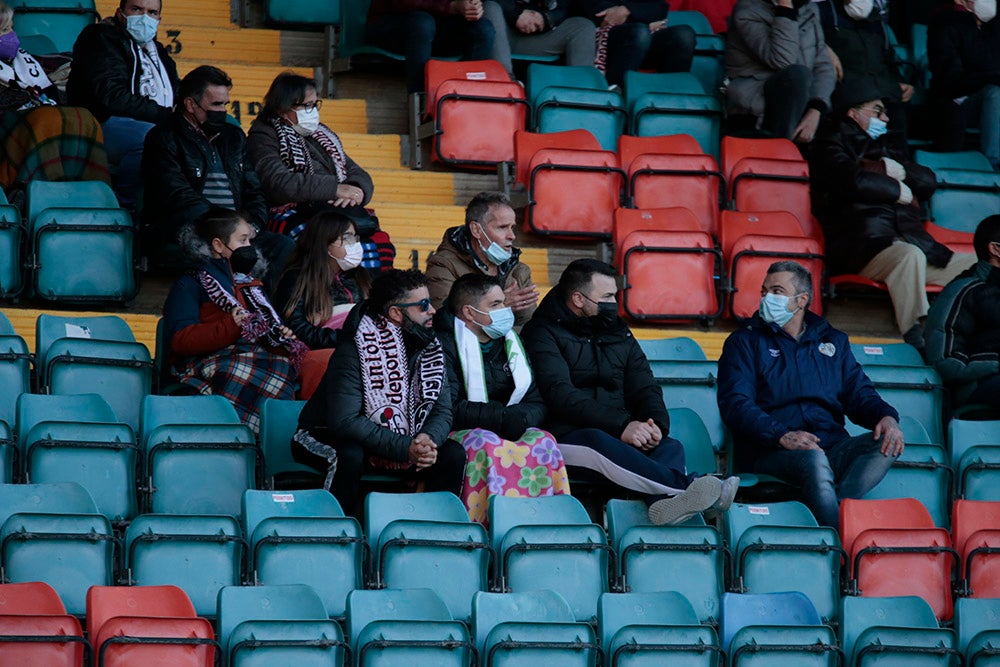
[717,260,904,528]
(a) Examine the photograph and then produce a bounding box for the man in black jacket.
[142,65,291,288]
[521,259,737,524]
[295,269,464,514]
[68,0,179,207]
[810,77,976,347]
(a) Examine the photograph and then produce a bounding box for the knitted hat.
[832,77,884,115]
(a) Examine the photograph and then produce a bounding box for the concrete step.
[96,0,234,26]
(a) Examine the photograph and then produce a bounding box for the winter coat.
[927,4,1000,101]
[272,267,365,350]
[67,17,179,124]
[520,288,669,440]
[496,0,574,30]
[809,115,947,273]
[718,311,898,469]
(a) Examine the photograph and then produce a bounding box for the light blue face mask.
[865,116,888,141]
[476,223,512,266]
[759,292,801,327]
[472,306,515,339]
[125,13,159,45]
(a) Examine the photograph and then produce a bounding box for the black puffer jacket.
[433,305,545,440]
[810,116,947,273]
[297,303,455,462]
[272,267,365,350]
[67,18,179,124]
[142,112,268,245]
[520,289,669,440]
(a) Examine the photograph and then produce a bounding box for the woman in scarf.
[163,207,307,434]
[435,273,569,525]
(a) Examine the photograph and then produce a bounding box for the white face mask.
[293,107,320,136]
[975,0,997,23]
[333,241,363,270]
[125,13,159,44]
[844,0,874,19]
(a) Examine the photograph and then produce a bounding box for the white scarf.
[0,49,53,94]
[136,41,173,109]
[454,318,531,407]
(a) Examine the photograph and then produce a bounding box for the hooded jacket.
[67,17,180,124]
[426,225,536,325]
[718,311,897,470]
[925,260,1000,404]
[809,114,948,273]
[433,304,546,440]
[297,302,455,462]
[520,288,669,440]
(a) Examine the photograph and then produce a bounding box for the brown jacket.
[426,225,536,325]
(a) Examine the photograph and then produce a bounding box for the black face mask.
[591,301,619,327]
[227,244,259,274]
[401,315,437,348]
[201,109,228,135]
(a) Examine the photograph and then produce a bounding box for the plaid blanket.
[0,105,110,188]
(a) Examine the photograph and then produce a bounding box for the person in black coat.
[294,269,463,514]
[810,76,976,347]
[521,259,737,525]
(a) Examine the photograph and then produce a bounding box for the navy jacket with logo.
[717,311,897,469]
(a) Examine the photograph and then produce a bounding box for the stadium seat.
[0,334,29,482]
[605,499,724,624]
[850,342,927,367]
[598,591,721,666]
[86,585,216,667]
[915,149,994,172]
[9,0,97,54]
[721,136,804,178]
[124,514,244,617]
[263,0,339,25]
[365,491,490,623]
[527,64,626,150]
[140,395,258,515]
[840,498,957,620]
[259,399,318,488]
[472,590,600,667]
[35,313,152,433]
[416,59,528,168]
[623,71,721,158]
[723,501,843,624]
[649,359,727,454]
[513,130,624,239]
[25,180,136,303]
[863,442,952,528]
[840,596,959,666]
[0,581,88,666]
[668,10,725,94]
[718,210,825,319]
[719,591,823,647]
[0,190,21,298]
[926,168,1000,234]
[721,592,838,667]
[218,584,346,667]
[637,336,707,361]
[614,207,723,324]
[667,407,721,476]
[489,494,611,623]
[242,489,363,620]
[17,393,138,524]
[346,588,473,667]
[954,597,1000,667]
[952,499,1000,598]
[864,365,946,445]
[947,418,1000,501]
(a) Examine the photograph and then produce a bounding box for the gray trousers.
[483,1,596,75]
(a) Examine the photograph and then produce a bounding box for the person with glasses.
[521,259,739,525]
[294,269,464,514]
[810,76,976,349]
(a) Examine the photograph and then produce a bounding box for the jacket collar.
[534,288,629,338]
[748,310,832,343]
[444,225,523,278]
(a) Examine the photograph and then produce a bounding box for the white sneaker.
[704,476,740,520]
[648,475,723,526]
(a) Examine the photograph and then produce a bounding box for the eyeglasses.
[858,104,888,118]
[338,232,359,245]
[293,100,323,112]
[394,298,433,312]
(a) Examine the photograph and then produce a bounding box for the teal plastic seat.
[346,588,473,667]
[668,407,719,476]
[948,418,1000,501]
[242,489,363,620]
[0,334,30,480]
[0,481,98,522]
[864,443,953,527]
[840,596,959,667]
[472,590,599,667]
[955,597,1000,666]
[605,499,723,624]
[623,72,721,158]
[720,591,822,653]
[598,591,721,666]
[650,360,727,453]
[863,365,945,444]
[527,64,626,150]
[850,342,927,367]
[0,192,22,297]
[263,0,339,25]
[928,168,1000,234]
[125,514,243,617]
[365,491,490,622]
[637,337,707,362]
[668,11,725,94]
[489,495,611,623]
[723,501,843,624]
[17,393,138,523]
[26,180,136,303]
[9,0,97,54]
[259,398,319,487]
[915,149,994,172]
[729,625,840,667]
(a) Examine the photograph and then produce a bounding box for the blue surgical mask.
[476,223,512,266]
[865,116,888,141]
[125,13,159,45]
[759,292,800,327]
[472,306,515,339]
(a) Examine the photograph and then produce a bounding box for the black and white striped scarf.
[269,116,348,182]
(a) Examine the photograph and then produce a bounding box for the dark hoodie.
[520,289,669,440]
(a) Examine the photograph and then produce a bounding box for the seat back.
[242,488,344,536]
[35,314,135,373]
[531,72,625,149]
[513,129,601,187]
[86,585,196,643]
[16,392,117,443]
[850,342,927,367]
[524,147,623,238]
[10,0,97,53]
[952,499,1000,595]
[614,206,706,261]
[0,334,30,456]
[929,168,1000,233]
[864,365,945,444]
[140,394,240,440]
[0,199,22,297]
[955,597,1000,661]
[721,136,803,182]
[720,591,821,652]
[728,156,819,239]
[666,408,718,476]
[863,443,952,528]
[527,63,609,104]
[346,587,452,643]
[650,359,727,453]
[259,399,316,484]
[618,133,704,172]
[0,581,67,614]
[0,614,87,666]
[364,491,470,548]
[915,149,994,172]
[472,589,575,656]
[840,595,942,663]
[839,497,936,554]
[626,153,723,234]
[637,336,707,362]
[217,584,328,656]
[597,590,700,648]
[489,494,591,554]
[262,0,339,25]
[948,418,1000,471]
[228,619,344,667]
[0,481,98,527]
[425,58,511,113]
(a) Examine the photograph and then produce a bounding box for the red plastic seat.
[423,59,527,167]
[721,136,803,182]
[952,499,1000,598]
[618,133,704,173]
[0,582,67,615]
[513,129,601,188]
[626,154,722,236]
[0,582,86,666]
[840,498,957,621]
[727,156,823,242]
[926,221,975,256]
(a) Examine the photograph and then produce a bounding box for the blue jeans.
[936,83,1000,169]
[101,116,156,208]
[754,433,897,528]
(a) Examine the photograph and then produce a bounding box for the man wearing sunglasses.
[810,76,976,350]
[294,269,464,514]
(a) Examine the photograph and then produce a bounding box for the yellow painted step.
[96,0,233,26]
[340,134,402,169]
[369,169,455,206]
[154,26,281,65]
[3,309,158,356]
